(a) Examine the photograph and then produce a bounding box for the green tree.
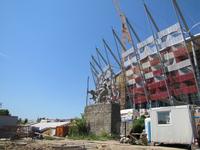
[0,109,10,116]
[24,118,28,124]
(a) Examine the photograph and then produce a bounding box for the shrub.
[68,114,89,137]
[131,115,145,133]
[68,114,117,141]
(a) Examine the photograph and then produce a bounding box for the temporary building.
[31,121,70,137]
[149,105,197,145]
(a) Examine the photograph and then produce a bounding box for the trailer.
[149,105,199,146]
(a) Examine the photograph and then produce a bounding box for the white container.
[150,105,196,145]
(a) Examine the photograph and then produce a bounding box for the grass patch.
[43,136,56,140]
[43,135,64,140]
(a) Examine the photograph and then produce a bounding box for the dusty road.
[0,138,187,150]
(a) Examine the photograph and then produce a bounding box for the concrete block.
[84,103,120,136]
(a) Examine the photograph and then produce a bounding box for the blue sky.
[0,0,199,119]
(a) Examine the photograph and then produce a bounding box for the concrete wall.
[0,116,18,138]
[85,103,120,136]
[0,116,18,127]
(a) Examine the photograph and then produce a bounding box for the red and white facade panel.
[123,23,199,107]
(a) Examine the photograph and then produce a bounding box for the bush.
[131,115,145,133]
[68,115,116,141]
[68,114,89,137]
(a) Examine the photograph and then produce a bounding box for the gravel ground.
[0,138,187,150]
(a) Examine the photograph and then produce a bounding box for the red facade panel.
[150,58,160,66]
[173,85,197,96]
[153,69,163,76]
[150,92,169,101]
[134,96,147,104]
[147,80,166,90]
[133,87,144,94]
[177,73,195,82]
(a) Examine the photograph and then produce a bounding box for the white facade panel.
[158,23,184,50]
[164,52,174,60]
[142,61,151,69]
[129,56,137,64]
[168,59,191,72]
[124,60,131,67]
[122,47,134,58]
[127,79,135,85]
[144,72,154,79]
[126,69,133,76]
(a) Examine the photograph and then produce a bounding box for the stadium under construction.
[87,0,200,111]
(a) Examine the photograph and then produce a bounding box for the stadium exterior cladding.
[121,23,200,109]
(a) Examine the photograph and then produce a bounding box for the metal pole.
[126,16,150,109]
[112,29,135,109]
[172,0,200,103]
[96,47,108,66]
[86,76,89,106]
[91,55,104,73]
[103,39,121,67]
[90,62,99,75]
[172,0,200,90]
[143,3,173,105]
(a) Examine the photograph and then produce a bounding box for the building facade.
[122,23,200,109]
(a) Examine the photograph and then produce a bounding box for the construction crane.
[112,0,132,109]
[112,0,131,49]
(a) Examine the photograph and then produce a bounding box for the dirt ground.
[0,138,187,150]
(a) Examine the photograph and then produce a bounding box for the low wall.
[0,116,18,138]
